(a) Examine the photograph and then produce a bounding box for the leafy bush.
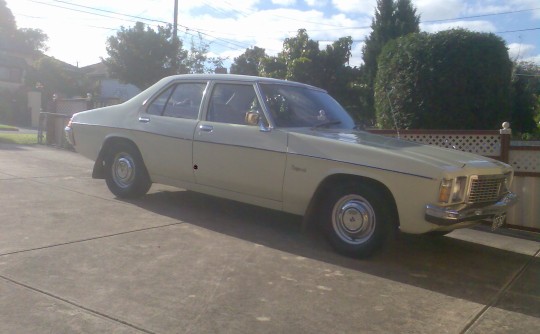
[375,29,512,130]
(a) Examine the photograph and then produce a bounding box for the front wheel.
[104,142,151,198]
[322,185,392,258]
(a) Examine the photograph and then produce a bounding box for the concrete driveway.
[0,144,539,334]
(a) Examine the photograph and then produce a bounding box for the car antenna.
[386,87,400,140]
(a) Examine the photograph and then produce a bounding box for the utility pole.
[173,0,178,41]
[172,0,179,73]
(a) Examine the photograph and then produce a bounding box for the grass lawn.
[0,124,18,131]
[0,133,38,145]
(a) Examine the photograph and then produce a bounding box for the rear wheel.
[322,184,391,258]
[104,142,151,198]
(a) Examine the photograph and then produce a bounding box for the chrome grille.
[468,175,505,204]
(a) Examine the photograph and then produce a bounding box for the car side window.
[207,83,263,125]
[147,83,206,119]
[147,85,174,116]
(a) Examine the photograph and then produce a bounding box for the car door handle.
[199,124,213,132]
[138,117,150,123]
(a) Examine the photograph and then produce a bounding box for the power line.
[496,27,540,34]
[27,0,156,26]
[16,0,540,56]
[24,0,250,52]
[48,0,253,51]
[422,7,540,24]
[48,0,168,24]
[290,7,540,33]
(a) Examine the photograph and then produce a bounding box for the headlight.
[501,172,512,195]
[438,177,467,204]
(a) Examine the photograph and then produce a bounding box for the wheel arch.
[92,136,146,180]
[303,173,400,230]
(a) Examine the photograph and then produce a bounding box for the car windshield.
[259,83,356,129]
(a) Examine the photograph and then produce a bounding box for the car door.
[192,81,288,203]
[135,81,207,184]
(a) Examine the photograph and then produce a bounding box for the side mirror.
[245,111,260,126]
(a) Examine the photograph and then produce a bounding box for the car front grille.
[468,175,506,204]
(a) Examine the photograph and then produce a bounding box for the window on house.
[0,66,23,83]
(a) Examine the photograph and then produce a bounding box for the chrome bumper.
[65,126,75,146]
[425,192,518,226]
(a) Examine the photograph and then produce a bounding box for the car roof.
[163,74,324,91]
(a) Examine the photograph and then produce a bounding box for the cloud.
[272,0,297,6]
[508,42,538,61]
[349,42,365,67]
[414,0,465,21]
[305,0,328,8]
[421,20,497,33]
[523,55,540,64]
[332,0,376,15]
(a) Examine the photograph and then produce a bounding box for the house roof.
[81,62,109,78]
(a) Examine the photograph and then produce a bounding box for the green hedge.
[375,29,512,129]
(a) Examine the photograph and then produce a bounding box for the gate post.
[500,122,511,163]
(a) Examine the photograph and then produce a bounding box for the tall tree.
[281,29,320,84]
[258,56,287,79]
[361,0,420,120]
[258,29,322,85]
[26,56,85,98]
[17,28,48,53]
[374,29,512,130]
[230,46,267,76]
[257,29,363,120]
[103,22,186,89]
[0,0,17,34]
[184,33,224,74]
[0,0,48,54]
[511,62,540,136]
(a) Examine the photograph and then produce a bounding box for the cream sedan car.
[65,74,517,257]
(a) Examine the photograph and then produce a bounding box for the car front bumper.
[65,125,75,146]
[425,192,518,226]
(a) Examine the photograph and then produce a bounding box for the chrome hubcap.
[332,195,376,245]
[112,153,135,188]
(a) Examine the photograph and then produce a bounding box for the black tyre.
[104,142,151,198]
[322,184,392,258]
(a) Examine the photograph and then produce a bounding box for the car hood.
[286,128,510,178]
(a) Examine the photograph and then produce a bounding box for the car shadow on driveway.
[123,189,540,321]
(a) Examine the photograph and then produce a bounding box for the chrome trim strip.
[290,152,435,180]
[192,139,285,155]
[71,122,193,142]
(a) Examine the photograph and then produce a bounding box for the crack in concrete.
[0,274,155,334]
[460,247,540,333]
[0,222,185,257]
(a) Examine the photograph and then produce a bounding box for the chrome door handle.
[138,117,150,123]
[199,124,214,132]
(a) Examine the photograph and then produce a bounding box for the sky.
[5,0,540,69]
